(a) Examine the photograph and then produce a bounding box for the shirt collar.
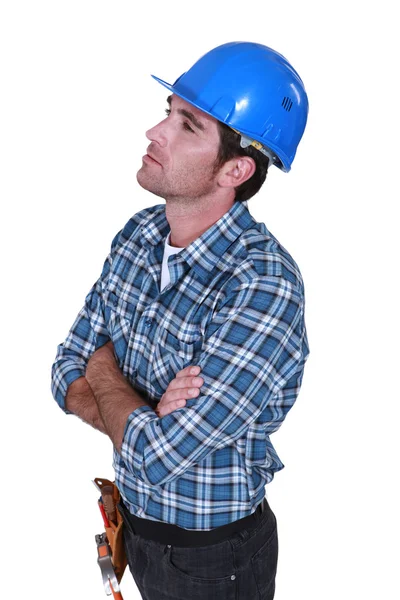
[140,201,255,279]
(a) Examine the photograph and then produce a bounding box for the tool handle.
[110,581,123,600]
[102,485,117,523]
[98,500,110,528]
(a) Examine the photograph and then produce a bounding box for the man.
[51,41,309,599]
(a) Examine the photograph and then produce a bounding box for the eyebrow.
[166,94,205,132]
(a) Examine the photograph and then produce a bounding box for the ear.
[217,156,256,190]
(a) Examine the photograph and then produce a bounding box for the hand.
[155,365,204,418]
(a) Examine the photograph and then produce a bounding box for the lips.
[145,150,162,166]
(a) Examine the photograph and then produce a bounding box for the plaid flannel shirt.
[51,200,309,530]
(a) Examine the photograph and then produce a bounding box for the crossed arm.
[56,264,307,487]
[65,343,145,449]
[65,341,202,452]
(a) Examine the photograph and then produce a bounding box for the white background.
[1,1,399,599]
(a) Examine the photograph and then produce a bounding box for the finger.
[167,375,204,390]
[167,377,204,394]
[157,397,188,418]
[175,365,201,378]
[158,383,201,411]
[162,386,200,406]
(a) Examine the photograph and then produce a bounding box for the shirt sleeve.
[50,205,161,413]
[50,229,121,414]
[120,275,310,486]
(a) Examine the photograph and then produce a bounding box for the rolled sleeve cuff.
[53,366,86,415]
[120,405,158,482]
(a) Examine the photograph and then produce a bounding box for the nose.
[146,117,168,147]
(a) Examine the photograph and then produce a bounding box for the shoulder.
[110,203,165,251]
[214,220,306,315]
[239,221,306,295]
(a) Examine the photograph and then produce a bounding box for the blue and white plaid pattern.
[51,201,309,530]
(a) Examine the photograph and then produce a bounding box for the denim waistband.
[117,497,269,547]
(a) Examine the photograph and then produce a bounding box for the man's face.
[136,94,222,202]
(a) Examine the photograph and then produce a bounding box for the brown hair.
[213,121,270,202]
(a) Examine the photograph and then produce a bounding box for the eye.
[164,107,194,133]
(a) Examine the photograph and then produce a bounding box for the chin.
[136,170,165,198]
[136,168,150,190]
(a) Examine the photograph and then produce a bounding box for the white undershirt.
[159,201,249,292]
[160,230,185,292]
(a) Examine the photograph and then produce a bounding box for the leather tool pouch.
[94,477,127,583]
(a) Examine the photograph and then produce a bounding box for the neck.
[165,196,235,248]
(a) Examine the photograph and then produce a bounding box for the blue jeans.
[120,498,278,599]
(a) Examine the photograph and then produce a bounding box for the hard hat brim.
[151,74,291,172]
[151,74,175,94]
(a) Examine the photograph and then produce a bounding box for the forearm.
[88,360,150,453]
[65,376,108,435]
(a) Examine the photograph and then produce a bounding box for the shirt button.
[132,369,137,377]
[231,575,236,581]
[145,319,152,327]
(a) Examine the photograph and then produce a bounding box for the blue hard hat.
[151,41,309,172]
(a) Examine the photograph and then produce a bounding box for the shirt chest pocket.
[152,327,203,396]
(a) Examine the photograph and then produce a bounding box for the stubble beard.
[136,162,218,205]
[136,165,165,199]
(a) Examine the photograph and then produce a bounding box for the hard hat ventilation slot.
[281,97,293,112]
